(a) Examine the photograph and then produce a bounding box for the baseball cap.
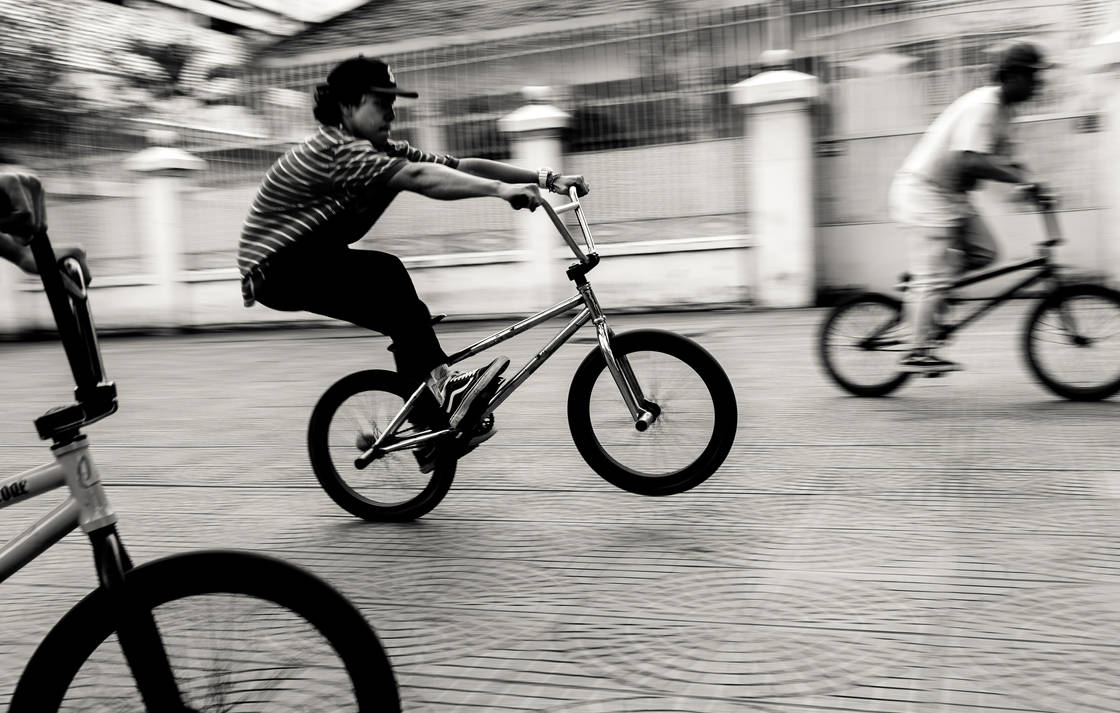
[327,56,418,98]
[996,41,1054,72]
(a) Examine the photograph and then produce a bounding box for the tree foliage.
[0,44,88,143]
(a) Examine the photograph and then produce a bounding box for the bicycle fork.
[68,437,193,712]
[581,283,659,432]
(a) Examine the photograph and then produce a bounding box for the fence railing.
[6,0,1112,255]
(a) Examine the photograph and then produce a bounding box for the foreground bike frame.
[2,225,397,710]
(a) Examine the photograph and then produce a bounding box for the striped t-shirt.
[238,125,459,306]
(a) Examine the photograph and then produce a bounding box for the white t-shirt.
[899,85,1012,193]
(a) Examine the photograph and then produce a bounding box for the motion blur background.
[0,0,1117,330]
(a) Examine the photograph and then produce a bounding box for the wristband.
[538,167,556,189]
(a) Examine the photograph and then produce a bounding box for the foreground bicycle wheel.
[1023,283,1120,401]
[818,292,912,397]
[567,329,737,496]
[309,369,456,521]
[11,550,399,712]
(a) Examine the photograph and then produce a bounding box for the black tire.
[1023,283,1120,401]
[11,550,399,712]
[309,369,455,521]
[567,329,737,496]
[818,292,912,397]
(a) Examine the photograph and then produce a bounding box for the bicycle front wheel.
[308,369,456,521]
[1024,283,1120,401]
[11,550,399,712]
[818,292,912,397]
[567,329,737,496]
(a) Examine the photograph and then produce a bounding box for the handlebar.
[539,186,598,266]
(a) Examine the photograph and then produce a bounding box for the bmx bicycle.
[1,176,399,711]
[818,192,1120,401]
[309,187,739,521]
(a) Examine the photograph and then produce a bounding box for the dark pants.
[254,244,448,388]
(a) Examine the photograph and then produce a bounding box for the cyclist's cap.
[328,56,418,98]
[996,41,1054,72]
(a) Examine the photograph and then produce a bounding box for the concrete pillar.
[498,86,571,308]
[1089,11,1120,282]
[731,50,820,308]
[123,130,206,329]
[0,251,20,336]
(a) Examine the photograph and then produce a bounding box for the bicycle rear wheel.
[308,369,456,521]
[567,329,737,496]
[818,292,912,397]
[11,550,399,712]
[1024,283,1120,401]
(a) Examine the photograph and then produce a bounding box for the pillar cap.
[125,147,208,173]
[1088,30,1120,71]
[498,85,571,134]
[124,129,207,173]
[731,69,819,107]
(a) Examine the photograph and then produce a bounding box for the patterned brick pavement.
[1,305,1118,712]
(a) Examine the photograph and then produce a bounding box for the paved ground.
[1,304,1118,712]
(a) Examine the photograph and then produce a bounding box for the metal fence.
[7,1,1108,178]
[4,0,1114,271]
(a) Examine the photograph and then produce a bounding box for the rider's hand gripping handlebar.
[2,168,118,438]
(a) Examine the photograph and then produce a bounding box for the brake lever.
[58,257,86,299]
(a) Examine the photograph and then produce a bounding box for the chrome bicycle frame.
[358,189,656,466]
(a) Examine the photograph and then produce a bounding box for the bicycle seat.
[0,166,47,243]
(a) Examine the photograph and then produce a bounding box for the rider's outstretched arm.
[456,158,590,196]
[958,150,1032,185]
[386,162,541,209]
[455,158,538,185]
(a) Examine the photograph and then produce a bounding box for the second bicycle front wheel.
[818,292,912,397]
[11,550,399,712]
[567,329,737,496]
[1024,283,1120,401]
[309,369,456,521]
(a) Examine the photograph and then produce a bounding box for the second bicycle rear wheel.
[567,329,737,496]
[818,292,912,397]
[309,369,456,521]
[11,550,399,712]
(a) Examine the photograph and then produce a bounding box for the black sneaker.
[899,351,961,373]
[438,357,509,428]
[414,415,498,474]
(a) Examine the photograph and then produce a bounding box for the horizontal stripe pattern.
[238,126,458,305]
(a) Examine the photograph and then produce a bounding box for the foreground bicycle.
[1,180,398,711]
[819,192,1120,401]
[309,187,738,521]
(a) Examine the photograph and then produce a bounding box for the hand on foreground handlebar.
[503,184,543,212]
[56,247,92,287]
